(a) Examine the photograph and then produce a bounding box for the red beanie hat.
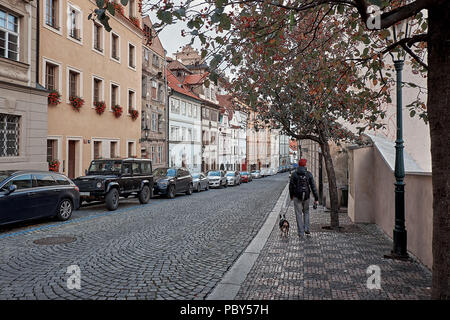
[299,158,307,167]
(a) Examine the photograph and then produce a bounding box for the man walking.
[289,158,319,237]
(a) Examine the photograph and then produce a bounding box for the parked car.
[226,171,241,186]
[260,168,269,177]
[72,158,153,211]
[207,170,227,188]
[0,170,80,226]
[192,173,209,192]
[153,167,193,199]
[250,170,261,179]
[240,171,252,183]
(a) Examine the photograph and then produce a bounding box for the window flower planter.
[48,90,61,106]
[112,104,123,118]
[94,101,107,115]
[69,95,84,112]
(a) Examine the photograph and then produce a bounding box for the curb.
[206,182,290,300]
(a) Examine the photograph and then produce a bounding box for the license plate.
[79,192,90,196]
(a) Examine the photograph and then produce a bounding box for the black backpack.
[296,171,309,200]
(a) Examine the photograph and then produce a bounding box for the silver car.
[207,170,227,188]
[226,171,241,186]
[251,170,261,179]
[192,173,209,192]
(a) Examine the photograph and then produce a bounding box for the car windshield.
[208,171,220,176]
[192,174,200,179]
[226,172,235,176]
[153,168,176,177]
[87,161,122,174]
[241,172,248,175]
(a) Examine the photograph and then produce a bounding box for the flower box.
[69,95,84,111]
[49,160,60,172]
[112,104,123,118]
[94,101,107,115]
[48,90,61,106]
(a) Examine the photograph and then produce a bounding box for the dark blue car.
[0,171,80,226]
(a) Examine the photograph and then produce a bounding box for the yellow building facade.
[39,0,142,178]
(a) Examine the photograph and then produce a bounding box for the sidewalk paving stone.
[235,204,432,300]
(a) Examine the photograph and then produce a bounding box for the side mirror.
[85,169,88,175]
[6,184,17,195]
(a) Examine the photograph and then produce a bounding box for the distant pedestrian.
[289,158,319,237]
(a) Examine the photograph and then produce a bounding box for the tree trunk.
[428,2,450,300]
[320,139,340,229]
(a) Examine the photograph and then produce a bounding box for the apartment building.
[40,0,142,178]
[0,0,48,171]
[141,16,167,169]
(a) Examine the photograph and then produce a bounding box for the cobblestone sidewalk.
[235,203,432,300]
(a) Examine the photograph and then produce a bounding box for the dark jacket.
[289,166,319,201]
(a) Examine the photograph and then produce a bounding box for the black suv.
[73,158,153,211]
[153,167,193,199]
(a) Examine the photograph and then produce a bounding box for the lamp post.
[384,19,411,261]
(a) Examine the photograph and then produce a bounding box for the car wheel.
[167,185,176,199]
[138,185,151,204]
[186,183,193,195]
[56,199,73,221]
[105,188,120,211]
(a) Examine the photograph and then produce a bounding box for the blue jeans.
[293,197,310,236]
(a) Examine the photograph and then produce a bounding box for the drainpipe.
[164,50,170,167]
[36,0,40,85]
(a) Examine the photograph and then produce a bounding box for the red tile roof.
[216,94,234,121]
[167,70,201,101]
[184,73,209,85]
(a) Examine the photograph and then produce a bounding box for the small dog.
[279,213,290,237]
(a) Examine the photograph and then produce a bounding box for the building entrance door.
[68,140,76,179]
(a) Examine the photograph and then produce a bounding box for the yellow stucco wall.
[40,0,142,178]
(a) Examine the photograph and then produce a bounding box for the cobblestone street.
[0,173,289,300]
[235,194,433,300]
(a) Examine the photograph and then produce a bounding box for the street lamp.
[384,18,412,261]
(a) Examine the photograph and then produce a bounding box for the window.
[158,83,164,103]
[128,43,135,68]
[152,53,159,68]
[151,80,157,99]
[151,113,157,131]
[141,161,152,174]
[181,101,186,116]
[128,90,135,114]
[144,48,149,64]
[47,139,57,163]
[0,113,20,157]
[94,141,102,159]
[5,175,32,190]
[110,141,118,158]
[157,114,162,132]
[188,128,192,141]
[0,10,19,61]
[93,77,103,103]
[128,0,136,18]
[54,175,71,185]
[211,111,218,122]
[132,162,141,174]
[171,98,179,114]
[68,5,82,41]
[93,22,103,52]
[45,62,58,91]
[151,146,156,163]
[111,32,120,60]
[68,69,80,98]
[45,0,59,30]
[182,127,186,141]
[111,83,119,108]
[128,141,135,157]
[34,174,57,187]
[157,146,162,164]
[187,103,192,117]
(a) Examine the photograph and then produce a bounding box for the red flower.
[49,160,60,172]
[48,90,61,106]
[69,95,84,111]
[112,105,123,118]
[130,109,139,120]
[94,101,106,115]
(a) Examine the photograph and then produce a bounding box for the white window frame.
[43,0,62,35]
[110,31,121,63]
[92,20,104,55]
[126,140,136,158]
[127,88,136,114]
[67,2,83,45]
[0,9,20,62]
[92,75,105,107]
[128,41,136,71]
[42,57,62,91]
[66,66,83,102]
[110,81,120,111]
